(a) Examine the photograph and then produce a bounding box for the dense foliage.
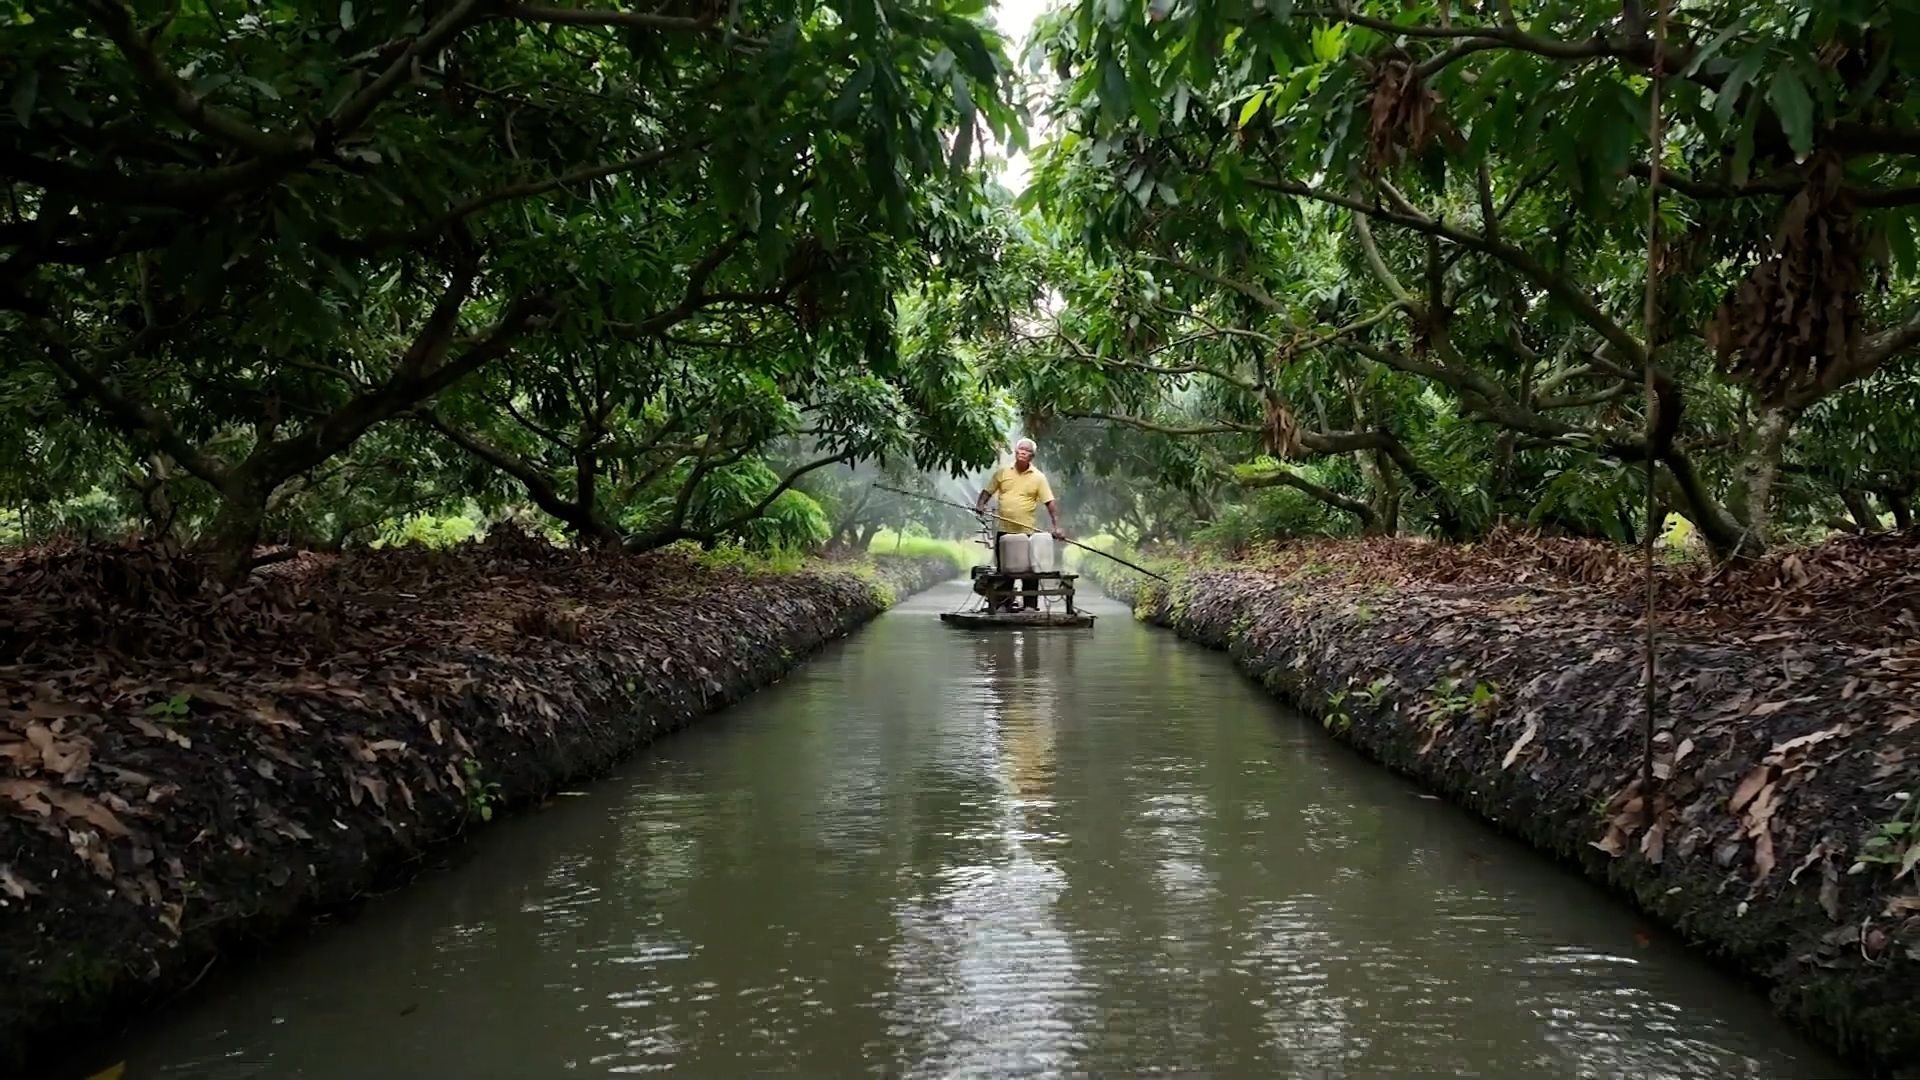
[1004,0,1920,555]
[2,0,1027,576]
[8,0,1920,576]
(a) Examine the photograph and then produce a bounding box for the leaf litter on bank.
[1101,527,1920,1056]
[1,529,943,1057]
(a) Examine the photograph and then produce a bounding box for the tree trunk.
[1840,489,1879,532]
[1488,430,1516,508]
[204,480,271,586]
[1885,488,1915,530]
[1368,449,1400,535]
[570,446,621,547]
[1726,405,1798,546]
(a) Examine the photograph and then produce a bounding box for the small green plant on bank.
[1426,677,1466,720]
[145,693,190,719]
[1354,676,1393,708]
[1352,602,1376,625]
[1850,791,1919,878]
[1425,677,1501,725]
[1322,690,1353,735]
[461,758,502,823]
[1469,680,1500,718]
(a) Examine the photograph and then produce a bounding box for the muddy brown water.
[99,581,1847,1078]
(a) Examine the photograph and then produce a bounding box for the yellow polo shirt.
[985,464,1054,532]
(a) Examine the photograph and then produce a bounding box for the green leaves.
[3,0,1025,557]
[1018,0,1920,552]
[1237,88,1266,128]
[1715,47,1769,126]
[1767,66,1815,160]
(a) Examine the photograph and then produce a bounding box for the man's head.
[1013,437,1036,469]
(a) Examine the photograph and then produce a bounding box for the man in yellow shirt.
[975,437,1066,610]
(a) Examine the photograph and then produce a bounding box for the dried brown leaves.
[0,536,929,983]
[1707,155,1869,405]
[1260,396,1303,460]
[1365,54,1436,173]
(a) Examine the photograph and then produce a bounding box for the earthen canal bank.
[0,543,957,1075]
[1081,536,1920,1078]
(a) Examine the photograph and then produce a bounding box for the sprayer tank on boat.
[996,532,1057,575]
[946,524,1093,629]
[868,483,1171,630]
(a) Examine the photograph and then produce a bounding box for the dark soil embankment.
[1082,531,1920,1077]
[0,535,955,1074]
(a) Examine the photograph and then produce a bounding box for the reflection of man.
[975,437,1066,612]
[974,635,1056,803]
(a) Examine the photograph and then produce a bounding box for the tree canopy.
[6,0,1920,575]
[3,0,1030,574]
[1005,0,1920,555]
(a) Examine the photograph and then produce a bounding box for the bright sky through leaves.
[992,0,1051,192]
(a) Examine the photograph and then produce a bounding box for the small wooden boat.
[939,564,1095,629]
[940,606,1095,629]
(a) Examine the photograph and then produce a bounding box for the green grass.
[370,510,485,549]
[1067,533,1184,583]
[668,539,814,575]
[866,529,978,571]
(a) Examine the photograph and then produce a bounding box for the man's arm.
[1045,499,1064,539]
[975,474,998,522]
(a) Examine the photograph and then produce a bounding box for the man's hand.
[1050,527,1067,541]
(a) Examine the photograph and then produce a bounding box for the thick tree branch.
[714,451,857,535]
[1062,411,1258,437]
[1352,214,1421,317]
[32,322,232,486]
[1536,381,1636,411]
[498,2,768,47]
[2,152,289,210]
[78,0,306,159]
[355,142,698,251]
[329,0,488,139]
[1627,162,1920,208]
[1252,175,1650,370]
[419,411,615,539]
[1160,257,1283,312]
[1863,309,1920,370]
[1098,353,1260,392]
[245,293,553,489]
[1234,463,1377,525]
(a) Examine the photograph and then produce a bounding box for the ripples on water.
[105,582,1847,1078]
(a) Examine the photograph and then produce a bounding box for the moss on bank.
[1077,537,1920,1079]
[0,543,956,1076]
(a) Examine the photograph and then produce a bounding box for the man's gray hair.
[1014,437,1036,452]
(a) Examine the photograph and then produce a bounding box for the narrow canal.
[109,581,1843,1078]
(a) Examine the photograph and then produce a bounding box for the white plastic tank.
[1028,532,1057,574]
[997,532,1032,574]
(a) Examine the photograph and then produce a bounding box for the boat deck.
[938,610,1096,629]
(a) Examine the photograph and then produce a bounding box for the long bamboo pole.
[871,484,1172,582]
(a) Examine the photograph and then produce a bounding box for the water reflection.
[99,583,1848,1079]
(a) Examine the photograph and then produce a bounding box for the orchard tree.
[1,0,1025,574]
[1018,0,1920,556]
